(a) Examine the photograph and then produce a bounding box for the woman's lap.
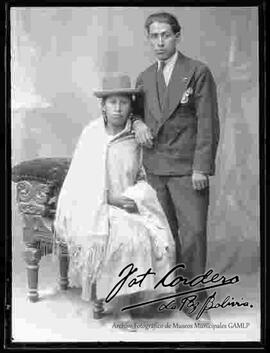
[68,206,174,301]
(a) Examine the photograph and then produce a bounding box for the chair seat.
[12,157,71,217]
[12,157,71,186]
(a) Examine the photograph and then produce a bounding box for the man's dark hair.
[144,12,181,35]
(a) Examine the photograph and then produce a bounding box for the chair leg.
[23,245,41,302]
[59,243,69,290]
[91,282,104,319]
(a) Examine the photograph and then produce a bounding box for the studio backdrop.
[10,6,260,342]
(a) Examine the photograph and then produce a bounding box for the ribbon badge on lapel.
[180,87,193,104]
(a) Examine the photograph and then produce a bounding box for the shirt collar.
[157,50,178,70]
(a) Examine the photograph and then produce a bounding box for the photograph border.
[3,0,268,350]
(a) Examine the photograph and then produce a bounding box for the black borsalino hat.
[93,73,141,98]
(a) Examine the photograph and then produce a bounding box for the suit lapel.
[161,52,192,125]
[146,62,163,123]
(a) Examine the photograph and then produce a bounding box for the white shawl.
[54,117,175,283]
[54,117,111,279]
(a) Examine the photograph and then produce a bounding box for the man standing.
[133,12,220,319]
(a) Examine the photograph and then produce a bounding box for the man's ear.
[175,32,181,42]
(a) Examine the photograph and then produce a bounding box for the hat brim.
[93,88,142,98]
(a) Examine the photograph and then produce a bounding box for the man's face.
[148,21,180,61]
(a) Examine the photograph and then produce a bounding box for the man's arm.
[193,65,220,176]
[133,73,145,120]
[132,73,154,147]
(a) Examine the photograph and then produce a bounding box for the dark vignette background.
[6,3,264,344]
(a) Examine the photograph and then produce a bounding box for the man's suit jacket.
[135,51,220,176]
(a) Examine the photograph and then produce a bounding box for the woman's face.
[104,94,131,127]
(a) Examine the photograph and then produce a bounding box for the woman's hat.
[93,73,141,98]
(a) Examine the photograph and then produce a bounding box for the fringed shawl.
[54,117,175,287]
[54,117,113,281]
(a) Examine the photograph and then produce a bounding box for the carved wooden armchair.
[12,158,104,318]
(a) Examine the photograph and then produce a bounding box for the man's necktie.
[157,60,167,110]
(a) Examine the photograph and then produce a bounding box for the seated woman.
[54,73,175,324]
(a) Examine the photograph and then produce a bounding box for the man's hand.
[133,120,154,148]
[192,171,209,191]
[109,195,139,213]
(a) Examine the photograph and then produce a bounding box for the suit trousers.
[147,174,209,306]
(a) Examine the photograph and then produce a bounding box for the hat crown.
[93,73,140,98]
[102,74,132,91]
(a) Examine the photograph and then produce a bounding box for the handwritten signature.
[157,291,253,319]
[105,263,253,319]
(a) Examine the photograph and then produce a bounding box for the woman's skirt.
[67,205,175,302]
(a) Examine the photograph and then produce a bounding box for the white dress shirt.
[157,51,178,86]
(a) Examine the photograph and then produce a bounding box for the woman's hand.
[109,195,139,213]
[133,120,154,148]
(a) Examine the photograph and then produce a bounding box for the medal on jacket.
[181,87,193,104]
